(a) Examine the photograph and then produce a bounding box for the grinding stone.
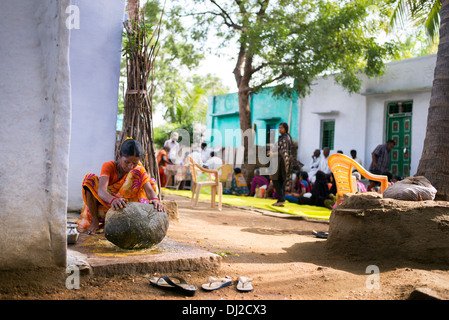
[104,202,169,250]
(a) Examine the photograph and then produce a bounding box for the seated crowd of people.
[158,140,403,210]
[203,147,403,210]
[221,167,337,210]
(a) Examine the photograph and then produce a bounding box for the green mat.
[162,188,331,220]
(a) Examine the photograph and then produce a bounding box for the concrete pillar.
[0,0,72,269]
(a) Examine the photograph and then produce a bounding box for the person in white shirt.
[350,149,362,166]
[308,149,321,182]
[200,142,210,163]
[186,150,203,166]
[318,147,331,175]
[164,132,180,164]
[205,152,223,170]
[350,149,363,173]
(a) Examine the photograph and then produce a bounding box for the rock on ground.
[104,202,169,250]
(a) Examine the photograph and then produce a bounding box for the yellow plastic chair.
[187,156,222,211]
[217,164,233,188]
[328,153,389,205]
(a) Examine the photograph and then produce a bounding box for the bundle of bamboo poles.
[118,3,162,193]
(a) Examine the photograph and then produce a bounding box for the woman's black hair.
[279,122,289,133]
[234,168,242,174]
[120,139,143,158]
[315,170,326,181]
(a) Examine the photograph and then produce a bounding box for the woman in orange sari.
[78,138,165,235]
[156,145,171,187]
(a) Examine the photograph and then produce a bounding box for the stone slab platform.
[67,233,222,277]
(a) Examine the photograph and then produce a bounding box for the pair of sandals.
[150,275,253,296]
[201,276,253,292]
[150,276,197,296]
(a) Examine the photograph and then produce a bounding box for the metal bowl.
[67,222,80,244]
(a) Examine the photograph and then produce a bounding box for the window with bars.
[388,101,413,114]
[321,120,335,150]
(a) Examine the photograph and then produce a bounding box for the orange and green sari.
[77,164,158,231]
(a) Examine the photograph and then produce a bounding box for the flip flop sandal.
[150,276,197,296]
[201,276,232,291]
[237,276,253,292]
[312,230,328,239]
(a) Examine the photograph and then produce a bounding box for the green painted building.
[206,87,298,149]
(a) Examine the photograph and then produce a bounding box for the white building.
[298,54,436,178]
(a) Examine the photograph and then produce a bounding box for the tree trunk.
[119,1,161,193]
[127,0,140,23]
[236,51,257,184]
[416,0,449,200]
[238,83,257,183]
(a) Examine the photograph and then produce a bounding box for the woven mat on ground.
[161,188,331,220]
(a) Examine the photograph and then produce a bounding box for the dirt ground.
[2,193,449,301]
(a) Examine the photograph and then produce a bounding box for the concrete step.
[67,234,221,277]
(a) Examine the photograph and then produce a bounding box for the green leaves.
[182,0,398,98]
[154,74,229,147]
[257,1,398,96]
[389,0,441,42]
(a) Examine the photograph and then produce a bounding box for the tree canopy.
[180,0,398,99]
[388,0,441,42]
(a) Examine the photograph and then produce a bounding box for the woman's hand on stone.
[150,198,165,212]
[111,197,127,209]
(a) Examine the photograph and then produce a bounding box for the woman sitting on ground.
[298,170,331,207]
[285,171,311,203]
[353,172,367,193]
[77,138,165,235]
[264,180,278,200]
[224,168,249,196]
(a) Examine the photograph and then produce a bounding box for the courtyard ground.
[1,193,449,303]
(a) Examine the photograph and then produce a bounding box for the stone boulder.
[104,202,169,250]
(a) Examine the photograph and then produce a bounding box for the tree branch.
[234,0,247,15]
[251,63,267,74]
[256,72,287,88]
[256,0,270,20]
[209,0,244,30]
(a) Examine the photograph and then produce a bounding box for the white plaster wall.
[364,96,386,167]
[365,90,432,176]
[0,0,71,268]
[298,77,366,170]
[67,0,126,211]
[362,55,436,94]
[362,55,436,176]
[410,92,432,174]
[298,54,436,176]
